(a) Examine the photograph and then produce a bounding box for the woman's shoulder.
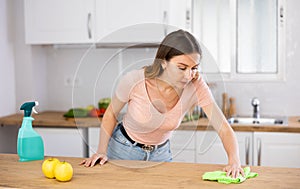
[122,69,143,78]
[120,69,145,84]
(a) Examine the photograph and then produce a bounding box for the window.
[193,0,285,81]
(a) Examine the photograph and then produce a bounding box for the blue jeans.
[107,123,172,162]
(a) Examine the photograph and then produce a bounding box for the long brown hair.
[144,30,202,78]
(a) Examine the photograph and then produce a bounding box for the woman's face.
[161,53,200,89]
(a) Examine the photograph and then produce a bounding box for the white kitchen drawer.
[170,130,196,163]
[196,131,227,164]
[195,131,253,165]
[35,127,88,158]
[88,127,100,157]
[171,149,195,163]
[170,130,196,150]
[254,132,300,168]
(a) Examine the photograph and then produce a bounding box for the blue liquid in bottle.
[17,136,44,161]
[17,116,44,162]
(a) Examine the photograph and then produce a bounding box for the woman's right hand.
[79,153,108,167]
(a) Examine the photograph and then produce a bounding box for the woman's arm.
[80,96,126,167]
[202,102,244,178]
[97,96,126,155]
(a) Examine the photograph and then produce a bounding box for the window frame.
[192,0,286,82]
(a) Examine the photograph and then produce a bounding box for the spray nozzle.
[20,101,39,117]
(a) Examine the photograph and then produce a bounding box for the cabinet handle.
[163,11,168,36]
[257,138,261,166]
[280,5,285,27]
[87,13,92,39]
[186,9,191,30]
[245,136,250,165]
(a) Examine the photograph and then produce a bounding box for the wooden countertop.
[180,116,300,133]
[0,111,102,128]
[1,153,299,189]
[0,111,300,132]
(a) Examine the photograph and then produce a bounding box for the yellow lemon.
[42,158,60,179]
[54,161,73,182]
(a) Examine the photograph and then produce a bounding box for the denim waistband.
[119,124,168,152]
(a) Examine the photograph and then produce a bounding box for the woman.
[80,30,244,178]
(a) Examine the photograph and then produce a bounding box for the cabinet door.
[254,132,300,168]
[35,127,88,158]
[236,132,253,166]
[0,126,18,154]
[24,0,95,44]
[196,131,252,165]
[169,130,196,163]
[196,131,227,164]
[88,127,100,157]
[95,0,168,43]
[168,0,192,33]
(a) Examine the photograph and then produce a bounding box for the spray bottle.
[17,101,44,162]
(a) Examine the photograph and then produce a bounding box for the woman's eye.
[192,67,198,71]
[179,67,187,71]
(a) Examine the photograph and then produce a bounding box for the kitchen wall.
[7,0,48,112]
[0,0,16,116]
[0,0,17,153]
[45,47,157,111]
[2,0,300,117]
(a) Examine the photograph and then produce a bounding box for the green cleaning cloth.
[202,166,258,184]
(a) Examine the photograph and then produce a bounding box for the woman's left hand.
[223,163,245,178]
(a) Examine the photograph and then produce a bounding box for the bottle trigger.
[33,107,38,114]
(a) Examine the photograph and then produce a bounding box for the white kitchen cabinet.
[37,125,300,168]
[35,127,88,158]
[24,0,191,44]
[170,130,196,163]
[95,0,168,43]
[191,131,300,168]
[24,0,95,44]
[95,0,192,43]
[167,0,192,33]
[0,126,19,154]
[170,130,253,164]
[88,127,100,157]
[195,131,253,166]
[237,132,253,166]
[253,132,300,168]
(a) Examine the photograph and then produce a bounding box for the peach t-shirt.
[115,69,214,145]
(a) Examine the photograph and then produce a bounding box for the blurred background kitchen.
[1,0,300,167]
[1,0,299,116]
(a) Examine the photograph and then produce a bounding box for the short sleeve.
[193,76,215,107]
[114,70,143,102]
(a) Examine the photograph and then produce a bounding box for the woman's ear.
[161,60,167,70]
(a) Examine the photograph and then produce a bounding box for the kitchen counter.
[1,153,299,189]
[0,111,101,128]
[180,116,300,133]
[0,111,300,132]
